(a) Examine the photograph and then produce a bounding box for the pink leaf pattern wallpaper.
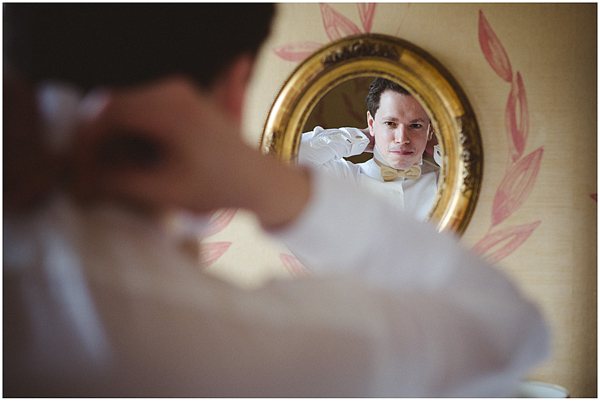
[505,72,529,162]
[198,208,237,268]
[357,3,376,33]
[320,3,362,40]
[200,241,232,268]
[478,10,513,83]
[279,253,311,278]
[272,3,377,63]
[273,42,322,62]
[490,147,543,228]
[472,10,543,263]
[471,221,542,265]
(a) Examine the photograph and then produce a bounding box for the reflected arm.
[298,126,370,166]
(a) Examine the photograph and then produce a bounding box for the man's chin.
[388,159,417,170]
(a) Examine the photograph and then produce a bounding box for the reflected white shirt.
[3,171,548,397]
[299,126,439,222]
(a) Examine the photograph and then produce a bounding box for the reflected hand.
[362,127,375,153]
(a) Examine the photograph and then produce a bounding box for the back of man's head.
[4,3,276,90]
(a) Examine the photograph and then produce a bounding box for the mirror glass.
[261,33,482,235]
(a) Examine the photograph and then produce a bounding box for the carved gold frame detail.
[260,33,483,235]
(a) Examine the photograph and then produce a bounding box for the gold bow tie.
[374,158,422,182]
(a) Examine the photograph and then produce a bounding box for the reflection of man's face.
[368,90,430,170]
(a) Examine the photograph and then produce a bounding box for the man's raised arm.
[298,126,372,166]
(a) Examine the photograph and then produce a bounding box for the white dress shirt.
[299,126,439,222]
[4,168,549,397]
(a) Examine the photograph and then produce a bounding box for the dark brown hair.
[365,77,410,117]
[4,3,276,90]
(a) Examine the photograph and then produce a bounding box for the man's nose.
[394,125,410,144]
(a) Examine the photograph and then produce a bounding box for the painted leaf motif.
[202,208,238,238]
[273,42,323,62]
[393,4,411,37]
[200,242,232,268]
[280,253,311,278]
[478,10,513,82]
[491,147,544,227]
[357,3,376,33]
[505,71,529,162]
[472,221,541,264]
[320,3,361,41]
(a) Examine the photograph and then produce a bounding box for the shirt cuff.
[340,127,370,156]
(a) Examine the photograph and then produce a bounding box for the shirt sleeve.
[268,170,550,397]
[298,126,370,166]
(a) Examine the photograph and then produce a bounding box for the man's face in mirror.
[368,90,430,170]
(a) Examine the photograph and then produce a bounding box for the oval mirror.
[260,33,483,235]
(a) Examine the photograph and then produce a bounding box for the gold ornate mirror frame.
[260,33,482,235]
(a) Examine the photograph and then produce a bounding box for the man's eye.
[384,121,397,127]
[410,123,423,129]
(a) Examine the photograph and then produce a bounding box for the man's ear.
[211,55,255,122]
[427,123,434,140]
[367,111,375,135]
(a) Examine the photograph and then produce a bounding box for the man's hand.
[73,77,241,214]
[362,127,375,153]
[73,76,311,228]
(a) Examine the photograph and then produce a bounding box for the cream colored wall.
[203,3,597,397]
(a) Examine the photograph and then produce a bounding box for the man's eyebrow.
[382,116,427,123]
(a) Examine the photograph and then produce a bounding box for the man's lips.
[389,149,414,155]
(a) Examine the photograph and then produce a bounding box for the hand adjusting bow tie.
[374,158,421,182]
